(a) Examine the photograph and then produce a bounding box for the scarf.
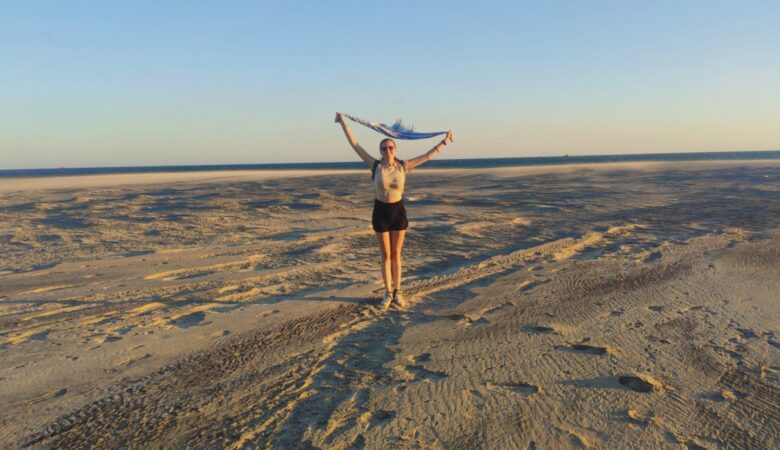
[345,114,447,140]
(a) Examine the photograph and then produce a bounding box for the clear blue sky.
[2,1,779,169]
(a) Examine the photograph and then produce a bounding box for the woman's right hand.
[334,112,345,124]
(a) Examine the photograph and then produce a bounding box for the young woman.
[335,112,454,309]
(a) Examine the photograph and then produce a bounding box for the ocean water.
[2,150,779,178]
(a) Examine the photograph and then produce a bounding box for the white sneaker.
[379,291,393,310]
[393,290,407,308]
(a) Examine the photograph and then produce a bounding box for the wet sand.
[1,161,779,448]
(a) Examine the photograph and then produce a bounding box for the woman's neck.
[382,156,395,166]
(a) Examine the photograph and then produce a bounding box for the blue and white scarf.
[345,114,447,140]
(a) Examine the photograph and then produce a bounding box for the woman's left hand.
[444,130,454,144]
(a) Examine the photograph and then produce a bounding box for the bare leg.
[375,232,392,292]
[390,230,406,292]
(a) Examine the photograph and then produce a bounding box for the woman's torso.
[374,159,406,203]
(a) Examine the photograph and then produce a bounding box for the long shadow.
[267,265,512,448]
[271,313,407,449]
[266,256,511,449]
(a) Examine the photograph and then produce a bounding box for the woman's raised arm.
[335,112,375,168]
[406,130,454,171]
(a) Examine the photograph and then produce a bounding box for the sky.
[1,1,779,169]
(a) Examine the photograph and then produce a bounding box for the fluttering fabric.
[345,114,447,140]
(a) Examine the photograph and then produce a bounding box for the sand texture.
[1,161,779,449]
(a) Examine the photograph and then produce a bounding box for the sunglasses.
[381,146,395,151]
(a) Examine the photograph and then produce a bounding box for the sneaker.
[393,290,407,308]
[379,291,393,310]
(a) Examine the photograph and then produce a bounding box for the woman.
[335,112,454,309]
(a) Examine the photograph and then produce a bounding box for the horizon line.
[2,149,780,176]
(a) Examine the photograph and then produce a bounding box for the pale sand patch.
[128,302,166,316]
[20,304,88,322]
[143,255,262,281]
[553,224,639,260]
[5,159,779,193]
[20,284,78,294]
[0,169,364,193]
[216,287,263,302]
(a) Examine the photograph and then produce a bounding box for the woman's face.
[380,140,396,159]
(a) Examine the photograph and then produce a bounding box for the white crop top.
[373,159,407,203]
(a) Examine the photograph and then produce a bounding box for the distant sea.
[2,150,779,178]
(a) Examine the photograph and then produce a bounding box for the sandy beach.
[1,161,779,449]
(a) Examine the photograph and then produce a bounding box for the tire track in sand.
[18,304,367,448]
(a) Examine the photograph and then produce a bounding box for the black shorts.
[372,199,409,232]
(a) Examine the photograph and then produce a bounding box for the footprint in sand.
[412,353,431,364]
[646,335,671,344]
[114,353,152,369]
[599,309,624,319]
[761,366,779,382]
[361,409,396,426]
[490,381,542,394]
[683,438,723,450]
[29,331,50,341]
[27,388,67,405]
[565,374,667,393]
[735,327,758,339]
[700,390,745,402]
[256,309,279,319]
[643,251,662,263]
[556,343,613,356]
[407,365,448,382]
[90,334,122,349]
[480,302,513,316]
[443,313,489,327]
[556,428,590,448]
[522,325,558,335]
[677,305,703,314]
[170,311,206,329]
[618,375,666,393]
[626,409,654,428]
[396,354,448,382]
[517,279,549,292]
[709,344,744,362]
[626,320,644,330]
